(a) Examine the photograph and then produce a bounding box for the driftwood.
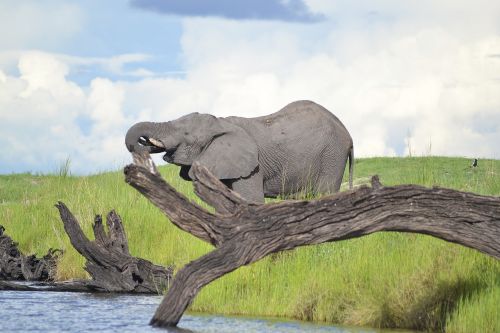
[123,152,500,328]
[55,204,173,293]
[0,280,104,293]
[0,225,61,281]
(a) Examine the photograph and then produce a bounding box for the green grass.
[0,157,499,332]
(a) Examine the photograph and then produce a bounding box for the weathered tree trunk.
[55,203,173,293]
[0,225,61,281]
[123,152,500,328]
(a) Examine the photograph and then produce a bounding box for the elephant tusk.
[148,138,165,148]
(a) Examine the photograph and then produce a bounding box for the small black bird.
[471,158,478,168]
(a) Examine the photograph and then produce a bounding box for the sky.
[0,0,499,175]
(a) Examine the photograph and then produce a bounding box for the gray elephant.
[125,100,354,203]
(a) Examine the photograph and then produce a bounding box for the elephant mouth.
[138,136,165,150]
[138,136,177,162]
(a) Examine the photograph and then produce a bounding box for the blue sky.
[1,0,184,83]
[1,1,499,174]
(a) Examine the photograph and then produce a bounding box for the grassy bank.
[0,157,499,332]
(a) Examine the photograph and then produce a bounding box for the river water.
[0,290,415,333]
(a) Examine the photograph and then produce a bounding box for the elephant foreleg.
[230,168,264,203]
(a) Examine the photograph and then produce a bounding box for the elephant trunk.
[125,122,166,154]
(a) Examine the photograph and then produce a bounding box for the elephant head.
[125,113,259,181]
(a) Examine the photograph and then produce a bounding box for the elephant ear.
[189,123,259,180]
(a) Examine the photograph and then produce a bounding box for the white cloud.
[0,55,81,172]
[18,51,84,104]
[0,52,133,174]
[87,78,126,132]
[0,51,159,80]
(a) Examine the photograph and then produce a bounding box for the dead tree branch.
[123,152,500,328]
[0,225,61,281]
[56,202,173,293]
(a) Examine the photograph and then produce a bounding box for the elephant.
[125,100,354,203]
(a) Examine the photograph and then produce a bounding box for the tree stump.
[0,225,61,281]
[55,203,173,293]
[122,152,500,328]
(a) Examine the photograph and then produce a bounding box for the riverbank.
[1,157,499,332]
